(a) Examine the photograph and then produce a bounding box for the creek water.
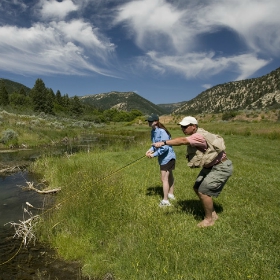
[0,133,137,279]
[0,147,92,280]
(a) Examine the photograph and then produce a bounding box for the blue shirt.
[149,127,176,165]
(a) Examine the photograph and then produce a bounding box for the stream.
[0,133,138,279]
[0,147,92,280]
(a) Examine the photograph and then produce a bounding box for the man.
[153,116,233,227]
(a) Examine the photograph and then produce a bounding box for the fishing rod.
[0,153,147,266]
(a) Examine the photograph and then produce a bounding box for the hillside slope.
[79,91,167,115]
[174,67,280,114]
[2,66,280,116]
[0,78,31,95]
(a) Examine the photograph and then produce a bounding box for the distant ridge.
[1,66,280,116]
[0,78,31,95]
[156,101,187,114]
[79,91,167,115]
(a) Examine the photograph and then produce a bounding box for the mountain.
[156,101,187,114]
[2,66,280,116]
[174,67,280,115]
[79,91,167,115]
[0,78,31,95]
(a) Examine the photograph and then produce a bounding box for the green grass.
[31,127,280,280]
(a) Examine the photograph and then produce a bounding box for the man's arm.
[153,137,189,147]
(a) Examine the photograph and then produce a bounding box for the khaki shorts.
[193,159,233,197]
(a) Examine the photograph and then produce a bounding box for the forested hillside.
[0,78,143,123]
[1,66,280,120]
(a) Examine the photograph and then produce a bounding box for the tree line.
[0,78,143,123]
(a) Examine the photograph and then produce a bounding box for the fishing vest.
[187,128,226,168]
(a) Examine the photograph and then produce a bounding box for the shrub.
[221,111,239,121]
[30,119,41,126]
[16,121,26,126]
[0,129,18,145]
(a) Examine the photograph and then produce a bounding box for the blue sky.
[0,0,279,104]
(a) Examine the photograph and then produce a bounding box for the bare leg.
[161,170,170,201]
[197,191,215,227]
[168,170,174,195]
[193,188,218,223]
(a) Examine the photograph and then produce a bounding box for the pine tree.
[44,88,55,114]
[70,95,83,116]
[0,80,9,106]
[56,90,63,105]
[19,87,27,96]
[62,94,70,108]
[30,78,49,113]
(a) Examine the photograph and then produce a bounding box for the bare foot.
[197,219,215,228]
[212,212,219,221]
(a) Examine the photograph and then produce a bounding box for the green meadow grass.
[32,126,280,280]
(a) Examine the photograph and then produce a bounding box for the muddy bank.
[0,227,90,280]
[0,170,95,280]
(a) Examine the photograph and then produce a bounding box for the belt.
[216,157,228,165]
[204,157,228,169]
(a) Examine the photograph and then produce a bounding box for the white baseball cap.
[178,116,198,126]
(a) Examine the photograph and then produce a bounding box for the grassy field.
[30,121,280,280]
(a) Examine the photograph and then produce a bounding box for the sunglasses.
[181,125,191,129]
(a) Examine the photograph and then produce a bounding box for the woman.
[145,114,176,207]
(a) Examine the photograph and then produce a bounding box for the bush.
[0,129,18,145]
[221,111,239,121]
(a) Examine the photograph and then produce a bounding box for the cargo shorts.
[193,159,233,197]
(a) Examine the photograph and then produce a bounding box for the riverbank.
[0,168,92,280]
[29,124,280,279]
[1,227,89,280]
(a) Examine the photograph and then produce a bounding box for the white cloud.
[144,51,269,81]
[232,54,271,81]
[52,20,113,50]
[115,0,189,52]
[115,0,280,80]
[0,22,115,76]
[197,0,280,55]
[0,0,279,83]
[39,0,78,20]
[116,0,280,55]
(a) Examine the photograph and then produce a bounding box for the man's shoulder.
[197,127,208,134]
[191,128,207,138]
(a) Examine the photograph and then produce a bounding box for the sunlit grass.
[31,128,280,279]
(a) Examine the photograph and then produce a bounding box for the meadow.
[30,120,280,280]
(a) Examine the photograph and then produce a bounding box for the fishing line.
[40,154,147,216]
[0,153,147,266]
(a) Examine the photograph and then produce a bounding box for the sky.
[0,0,279,104]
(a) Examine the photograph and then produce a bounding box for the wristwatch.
[163,140,167,145]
